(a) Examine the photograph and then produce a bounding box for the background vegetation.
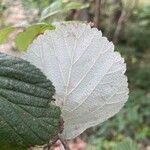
[0,0,150,149]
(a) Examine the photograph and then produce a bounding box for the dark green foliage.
[123,5,150,51]
[124,24,150,51]
[128,66,150,91]
[138,5,150,27]
[0,53,61,148]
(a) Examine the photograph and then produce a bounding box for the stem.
[113,9,127,44]
[94,0,101,28]
[59,137,70,150]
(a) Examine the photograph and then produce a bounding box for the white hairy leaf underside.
[22,23,129,139]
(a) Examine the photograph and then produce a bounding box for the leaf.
[15,23,55,51]
[64,2,89,11]
[40,0,63,21]
[0,27,15,44]
[40,1,89,21]
[113,138,140,150]
[0,53,61,148]
[22,23,129,139]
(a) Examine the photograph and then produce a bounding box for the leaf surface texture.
[0,53,61,147]
[23,23,129,139]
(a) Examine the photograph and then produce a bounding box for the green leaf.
[40,0,89,21]
[113,138,140,150]
[64,2,89,11]
[0,27,15,44]
[15,23,55,51]
[0,53,62,148]
[40,0,63,20]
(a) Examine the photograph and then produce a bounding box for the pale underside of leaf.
[23,23,129,139]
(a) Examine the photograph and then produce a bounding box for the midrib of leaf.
[59,27,96,103]
[64,39,77,102]
[66,32,100,96]
[49,34,66,87]
[59,29,72,62]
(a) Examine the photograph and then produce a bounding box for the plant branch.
[94,0,101,28]
[59,137,70,150]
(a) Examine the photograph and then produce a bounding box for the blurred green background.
[0,0,150,149]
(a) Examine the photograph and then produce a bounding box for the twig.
[113,0,137,44]
[59,137,70,150]
[113,9,127,44]
[94,0,101,28]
